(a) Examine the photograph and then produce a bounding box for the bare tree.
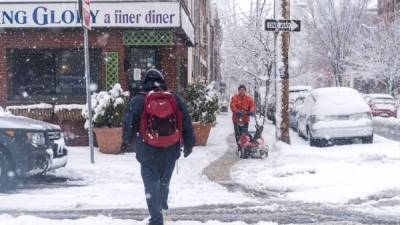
[352,18,400,95]
[303,0,369,86]
[221,0,274,124]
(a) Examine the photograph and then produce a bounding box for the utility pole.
[280,0,290,144]
[272,0,291,144]
[267,1,300,144]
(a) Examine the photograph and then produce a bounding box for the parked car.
[296,87,373,147]
[267,85,313,124]
[219,94,230,113]
[266,94,276,124]
[0,107,68,189]
[364,94,397,118]
[290,95,307,129]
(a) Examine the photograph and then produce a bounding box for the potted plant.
[82,84,129,154]
[184,82,219,146]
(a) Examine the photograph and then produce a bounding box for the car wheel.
[308,129,318,147]
[0,152,10,191]
[362,135,373,144]
[296,121,303,137]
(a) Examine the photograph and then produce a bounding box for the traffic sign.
[265,19,301,32]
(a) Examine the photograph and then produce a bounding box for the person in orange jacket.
[230,84,256,147]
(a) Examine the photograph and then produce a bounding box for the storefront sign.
[0,2,180,28]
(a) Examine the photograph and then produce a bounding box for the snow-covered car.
[288,85,313,108]
[267,85,313,124]
[0,107,68,189]
[289,95,307,129]
[219,98,229,112]
[296,87,373,147]
[364,94,397,118]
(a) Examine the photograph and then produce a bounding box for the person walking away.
[230,84,256,147]
[122,69,196,225]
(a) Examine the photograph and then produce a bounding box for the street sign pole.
[80,0,95,163]
[268,0,299,144]
[84,28,95,164]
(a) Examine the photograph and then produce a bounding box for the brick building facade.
[0,0,194,145]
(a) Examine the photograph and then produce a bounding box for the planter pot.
[192,122,213,146]
[93,127,123,154]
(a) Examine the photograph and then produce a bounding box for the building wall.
[378,0,400,21]
[0,29,188,106]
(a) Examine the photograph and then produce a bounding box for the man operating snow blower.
[230,85,256,147]
[230,84,268,159]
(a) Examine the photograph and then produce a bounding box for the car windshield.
[372,97,395,104]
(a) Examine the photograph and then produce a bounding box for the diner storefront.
[0,0,195,145]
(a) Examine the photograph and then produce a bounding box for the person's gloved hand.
[248,112,254,116]
[183,145,193,158]
[121,142,129,152]
[236,111,243,117]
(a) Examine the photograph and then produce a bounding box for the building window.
[7,48,101,102]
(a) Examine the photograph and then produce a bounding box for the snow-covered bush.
[82,84,129,128]
[184,82,219,124]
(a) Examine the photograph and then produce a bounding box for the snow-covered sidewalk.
[0,115,254,211]
[3,113,400,224]
[232,121,400,216]
[0,114,266,224]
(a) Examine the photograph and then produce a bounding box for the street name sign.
[265,19,301,32]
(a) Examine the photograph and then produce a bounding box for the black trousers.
[233,122,249,146]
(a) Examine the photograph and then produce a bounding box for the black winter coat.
[122,93,196,164]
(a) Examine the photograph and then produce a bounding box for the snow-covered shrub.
[184,82,219,124]
[82,84,129,128]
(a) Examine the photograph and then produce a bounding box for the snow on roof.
[313,87,357,95]
[312,87,370,115]
[367,93,394,99]
[289,85,313,92]
[368,0,377,9]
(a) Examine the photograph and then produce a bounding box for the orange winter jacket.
[230,94,256,124]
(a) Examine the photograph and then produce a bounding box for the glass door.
[125,47,158,96]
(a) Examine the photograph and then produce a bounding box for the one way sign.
[265,19,301,32]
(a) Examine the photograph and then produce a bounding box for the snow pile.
[54,104,86,112]
[232,126,400,215]
[0,106,13,117]
[6,103,53,111]
[0,215,277,225]
[373,116,400,125]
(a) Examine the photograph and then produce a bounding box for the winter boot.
[162,209,170,224]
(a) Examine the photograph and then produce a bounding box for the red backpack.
[140,91,183,148]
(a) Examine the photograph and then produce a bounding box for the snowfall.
[1,113,400,225]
